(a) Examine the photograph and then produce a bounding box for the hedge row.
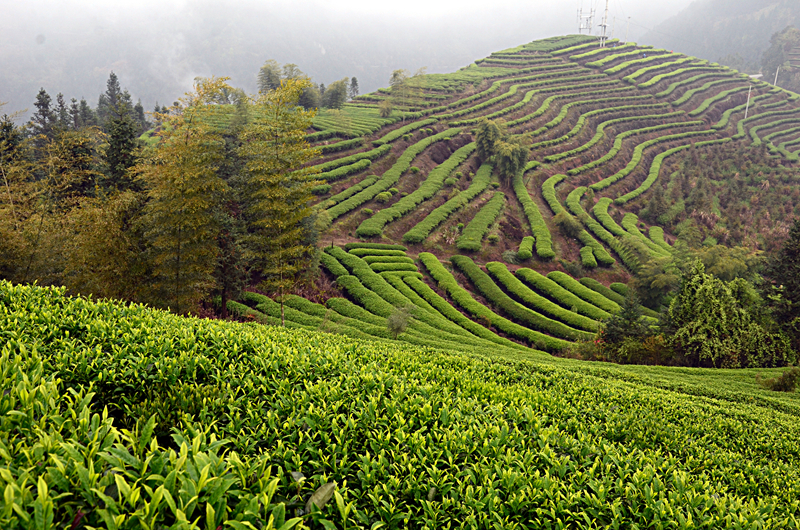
[570,42,636,61]
[452,255,589,344]
[525,89,640,138]
[362,255,415,265]
[712,93,773,130]
[419,252,566,351]
[372,118,438,145]
[621,213,671,257]
[661,76,735,101]
[327,129,460,219]
[320,137,364,154]
[611,282,629,296]
[446,69,596,125]
[543,176,615,266]
[441,74,608,122]
[749,118,800,146]
[649,226,672,252]
[514,267,611,321]
[592,198,626,236]
[530,100,669,152]
[312,143,391,174]
[378,270,424,280]
[456,192,505,251]
[344,242,408,251]
[284,295,397,341]
[348,248,406,257]
[570,192,642,271]
[512,171,554,259]
[544,110,682,163]
[317,159,372,182]
[604,53,678,74]
[401,275,528,351]
[688,86,751,117]
[579,277,626,306]
[623,57,694,83]
[548,271,622,314]
[319,250,350,277]
[403,162,494,244]
[585,47,662,67]
[324,176,378,206]
[588,128,708,189]
[486,261,600,332]
[551,39,618,56]
[580,246,599,268]
[733,108,800,140]
[307,129,343,142]
[504,82,629,128]
[369,262,418,273]
[637,64,722,88]
[615,136,714,204]
[356,143,476,237]
[517,236,535,260]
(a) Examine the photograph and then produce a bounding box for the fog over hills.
[641,0,800,71]
[1,0,694,120]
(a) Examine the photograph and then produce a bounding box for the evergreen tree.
[136,77,231,314]
[349,77,359,99]
[257,60,282,93]
[762,217,800,348]
[282,63,303,79]
[238,77,320,326]
[55,93,70,131]
[494,137,528,184]
[78,98,97,128]
[104,111,140,191]
[475,119,504,161]
[29,88,56,147]
[298,85,321,110]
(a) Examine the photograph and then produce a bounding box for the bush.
[757,367,800,392]
[387,305,415,339]
[389,187,399,195]
[376,191,392,203]
[361,208,373,216]
[312,184,332,195]
[512,171,554,259]
[456,192,505,251]
[410,166,420,174]
[517,236,535,260]
[488,234,500,244]
[445,177,457,187]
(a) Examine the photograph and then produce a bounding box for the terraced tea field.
[265,35,800,355]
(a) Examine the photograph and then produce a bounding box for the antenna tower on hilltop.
[599,0,611,47]
[577,2,595,35]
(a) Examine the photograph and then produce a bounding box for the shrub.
[410,166,420,174]
[457,223,465,231]
[512,171,554,259]
[317,159,372,182]
[580,246,598,268]
[387,305,415,339]
[488,234,500,244]
[345,242,407,251]
[456,192,505,251]
[389,187,399,195]
[361,208,373,216]
[376,191,392,203]
[312,184,332,195]
[757,367,800,392]
[445,177,457,187]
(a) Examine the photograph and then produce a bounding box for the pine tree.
[762,217,800,347]
[29,88,56,147]
[136,77,231,314]
[239,77,321,326]
[349,77,359,99]
[55,93,70,131]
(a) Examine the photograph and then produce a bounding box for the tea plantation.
[3,280,800,529]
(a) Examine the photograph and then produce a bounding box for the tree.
[494,137,528,184]
[349,77,359,99]
[378,100,392,118]
[475,119,504,161]
[389,68,426,117]
[387,305,414,339]
[29,88,56,147]
[321,78,349,109]
[238,77,321,326]
[135,77,231,314]
[282,63,304,80]
[258,60,282,93]
[55,93,70,131]
[298,85,321,110]
[762,26,800,90]
[762,217,800,349]
[666,261,792,368]
[97,72,133,127]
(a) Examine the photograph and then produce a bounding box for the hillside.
[640,0,800,68]
[228,35,800,358]
[3,280,800,527]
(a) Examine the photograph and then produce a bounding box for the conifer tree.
[349,77,359,99]
[257,60,282,93]
[29,89,56,148]
[136,77,231,314]
[239,77,320,325]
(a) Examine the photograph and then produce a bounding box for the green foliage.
[667,261,794,368]
[320,137,363,154]
[386,304,414,339]
[512,171,554,259]
[517,236,535,260]
[312,144,390,174]
[356,142,475,237]
[475,119,504,161]
[456,192,505,251]
[372,118,437,146]
[757,366,800,392]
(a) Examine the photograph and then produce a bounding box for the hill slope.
[3,280,800,527]
[266,35,800,357]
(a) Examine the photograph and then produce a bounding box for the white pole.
[774,66,780,86]
[625,17,630,43]
[744,85,752,120]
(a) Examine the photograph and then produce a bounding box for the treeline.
[258,60,359,111]
[0,76,323,316]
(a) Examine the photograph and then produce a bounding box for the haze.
[0,0,695,119]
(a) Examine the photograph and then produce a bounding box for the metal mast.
[599,0,611,47]
[577,2,595,35]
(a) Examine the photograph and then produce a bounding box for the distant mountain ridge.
[641,0,800,71]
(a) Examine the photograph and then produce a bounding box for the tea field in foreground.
[2,281,800,529]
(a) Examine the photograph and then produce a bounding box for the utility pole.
[577,2,595,35]
[599,0,611,47]
[625,17,631,43]
[744,85,752,120]
[774,66,781,86]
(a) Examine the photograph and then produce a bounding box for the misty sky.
[1,0,696,119]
